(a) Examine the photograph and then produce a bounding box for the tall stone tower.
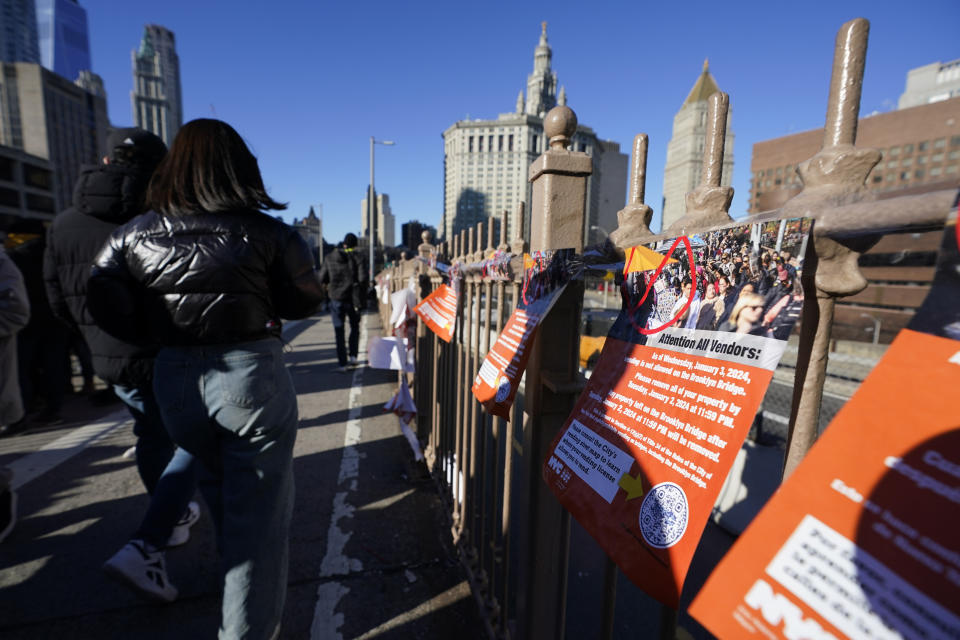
[661,59,734,231]
[361,189,395,249]
[440,23,626,245]
[524,22,558,117]
[131,25,182,146]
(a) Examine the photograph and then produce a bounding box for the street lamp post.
[369,137,395,285]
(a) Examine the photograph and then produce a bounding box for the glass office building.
[36,0,91,82]
[0,0,40,64]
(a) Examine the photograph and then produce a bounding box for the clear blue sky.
[83,0,959,243]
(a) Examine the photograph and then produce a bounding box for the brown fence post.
[665,91,734,234]
[518,105,592,640]
[610,133,655,247]
[780,17,881,479]
[416,230,436,449]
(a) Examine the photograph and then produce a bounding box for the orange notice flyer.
[413,284,458,343]
[689,217,960,639]
[542,218,812,607]
[473,248,577,419]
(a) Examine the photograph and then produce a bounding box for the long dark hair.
[147,118,286,215]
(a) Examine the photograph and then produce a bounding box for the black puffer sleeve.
[87,228,150,345]
[271,227,324,320]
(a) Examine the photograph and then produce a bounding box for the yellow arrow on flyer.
[618,471,645,501]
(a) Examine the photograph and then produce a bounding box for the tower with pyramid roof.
[660,59,734,230]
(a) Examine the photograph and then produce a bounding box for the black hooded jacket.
[87,208,323,348]
[319,247,368,305]
[43,163,157,385]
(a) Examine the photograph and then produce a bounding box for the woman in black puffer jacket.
[89,119,323,639]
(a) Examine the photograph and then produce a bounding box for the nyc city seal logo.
[639,482,689,549]
[495,376,512,403]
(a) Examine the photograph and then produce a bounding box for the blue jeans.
[113,383,197,548]
[329,299,360,366]
[153,337,297,640]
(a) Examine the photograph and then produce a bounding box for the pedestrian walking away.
[319,232,368,372]
[88,118,324,640]
[42,128,201,602]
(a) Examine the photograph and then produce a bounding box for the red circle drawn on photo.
[626,235,697,336]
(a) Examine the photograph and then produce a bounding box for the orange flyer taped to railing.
[472,249,576,420]
[542,218,812,607]
[413,284,458,343]
[690,219,960,639]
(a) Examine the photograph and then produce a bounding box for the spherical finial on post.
[544,106,577,150]
[418,229,434,261]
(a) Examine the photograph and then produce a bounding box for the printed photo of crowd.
[633,219,809,340]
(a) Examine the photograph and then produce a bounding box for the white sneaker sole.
[103,560,178,603]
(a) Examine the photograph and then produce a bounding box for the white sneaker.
[166,501,200,547]
[348,356,359,366]
[103,539,178,602]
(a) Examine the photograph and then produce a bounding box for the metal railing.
[376,17,957,640]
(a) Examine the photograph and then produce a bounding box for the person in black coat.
[44,129,166,386]
[44,128,202,597]
[319,232,368,371]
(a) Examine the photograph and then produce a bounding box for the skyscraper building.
[0,0,40,64]
[401,220,436,253]
[898,59,960,110]
[291,205,323,266]
[131,25,182,146]
[0,144,55,226]
[441,23,627,244]
[0,62,107,212]
[35,0,91,82]
[660,60,734,231]
[361,190,395,248]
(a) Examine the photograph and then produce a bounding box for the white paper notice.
[766,514,960,640]
[553,419,632,504]
[367,336,414,372]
